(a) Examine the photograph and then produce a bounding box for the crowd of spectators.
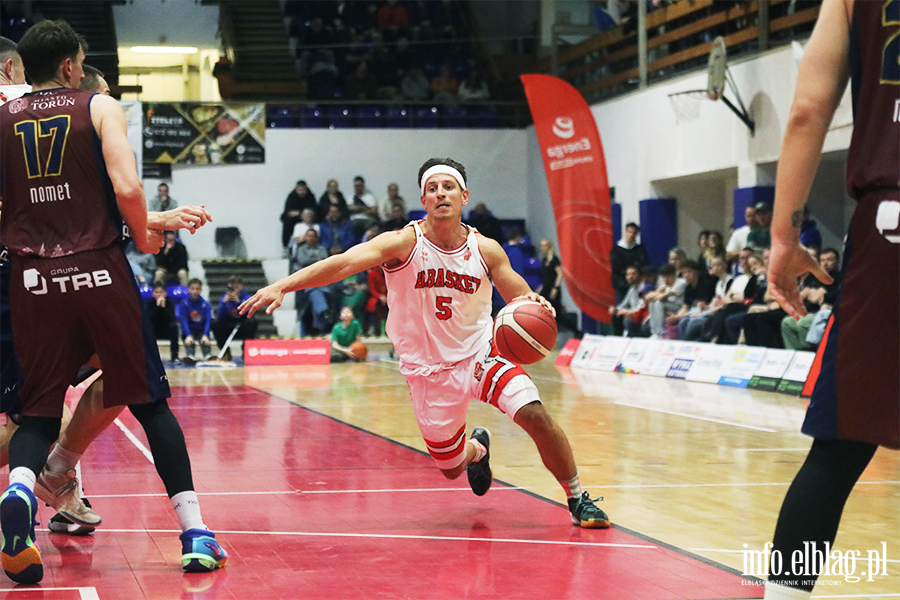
[285,0,488,103]
[279,176,564,337]
[608,203,838,350]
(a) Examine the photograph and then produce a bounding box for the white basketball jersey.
[0,85,32,106]
[385,221,493,373]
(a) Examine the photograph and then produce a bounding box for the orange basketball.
[349,341,368,361]
[492,300,557,365]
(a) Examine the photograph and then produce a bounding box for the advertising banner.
[521,75,614,322]
[143,102,265,165]
[244,339,331,365]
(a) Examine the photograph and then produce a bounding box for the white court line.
[0,588,100,600]
[94,528,655,549]
[614,401,779,432]
[737,447,812,452]
[86,480,898,499]
[811,595,900,599]
[113,418,154,464]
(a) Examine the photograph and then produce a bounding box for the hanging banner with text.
[142,102,265,165]
[521,74,614,323]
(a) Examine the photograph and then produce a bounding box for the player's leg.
[405,369,477,481]
[477,344,610,528]
[87,247,225,572]
[765,439,876,598]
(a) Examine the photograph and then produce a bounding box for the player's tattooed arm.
[791,210,803,229]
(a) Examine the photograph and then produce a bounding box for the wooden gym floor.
[0,355,896,599]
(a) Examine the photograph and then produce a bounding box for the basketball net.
[668,89,709,125]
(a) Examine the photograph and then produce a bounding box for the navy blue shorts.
[803,191,899,449]
[9,245,170,418]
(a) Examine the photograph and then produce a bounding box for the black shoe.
[568,491,610,528]
[48,498,97,536]
[466,427,492,497]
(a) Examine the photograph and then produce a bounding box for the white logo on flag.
[552,116,575,139]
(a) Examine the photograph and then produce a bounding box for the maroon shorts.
[9,245,170,418]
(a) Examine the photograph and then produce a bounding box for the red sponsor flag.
[521,74,614,323]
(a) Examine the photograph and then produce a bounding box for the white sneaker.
[35,469,102,527]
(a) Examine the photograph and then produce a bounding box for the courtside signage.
[244,339,331,365]
[570,334,603,368]
[718,345,767,387]
[616,338,656,374]
[776,351,816,395]
[587,336,631,371]
[554,338,582,366]
[749,349,796,391]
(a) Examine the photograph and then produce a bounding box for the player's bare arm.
[89,94,154,253]
[240,227,416,317]
[478,234,555,316]
[768,0,846,318]
[148,205,213,235]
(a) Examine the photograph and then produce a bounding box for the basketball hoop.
[668,89,708,124]
[668,36,755,134]
[707,36,727,100]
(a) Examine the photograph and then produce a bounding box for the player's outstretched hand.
[768,240,833,320]
[239,284,285,317]
[150,205,213,234]
[512,292,556,318]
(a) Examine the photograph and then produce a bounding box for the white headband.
[420,165,467,195]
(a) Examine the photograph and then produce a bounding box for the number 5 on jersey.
[14,116,71,179]
[435,296,452,320]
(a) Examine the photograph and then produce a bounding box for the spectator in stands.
[747,201,772,249]
[610,222,649,303]
[716,252,768,344]
[701,230,726,272]
[430,63,458,103]
[349,175,380,232]
[291,209,321,247]
[668,260,716,339]
[668,247,688,276]
[379,182,405,221]
[281,180,317,252]
[458,69,489,101]
[401,66,430,100]
[154,231,189,286]
[376,0,409,41]
[125,239,155,285]
[146,282,180,363]
[344,60,379,100]
[681,256,734,340]
[630,263,685,338]
[362,222,383,243]
[177,278,212,360]
[292,229,333,336]
[726,204,758,264]
[392,37,417,80]
[331,307,365,363]
[212,275,258,354]
[609,265,643,335]
[535,238,565,316]
[320,204,358,255]
[799,204,823,251]
[318,178,349,221]
[338,271,369,323]
[781,247,842,349]
[365,266,388,336]
[382,203,409,231]
[148,182,177,212]
[503,228,533,277]
[465,202,504,243]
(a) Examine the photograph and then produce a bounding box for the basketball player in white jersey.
[241,158,609,528]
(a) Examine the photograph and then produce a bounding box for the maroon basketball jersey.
[845,1,900,197]
[0,87,123,257]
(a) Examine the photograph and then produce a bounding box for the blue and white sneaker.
[180,528,227,572]
[0,483,42,583]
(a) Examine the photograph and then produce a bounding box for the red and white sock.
[468,439,487,463]
[559,474,583,500]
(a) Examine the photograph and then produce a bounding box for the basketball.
[349,341,368,361]
[492,300,557,365]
